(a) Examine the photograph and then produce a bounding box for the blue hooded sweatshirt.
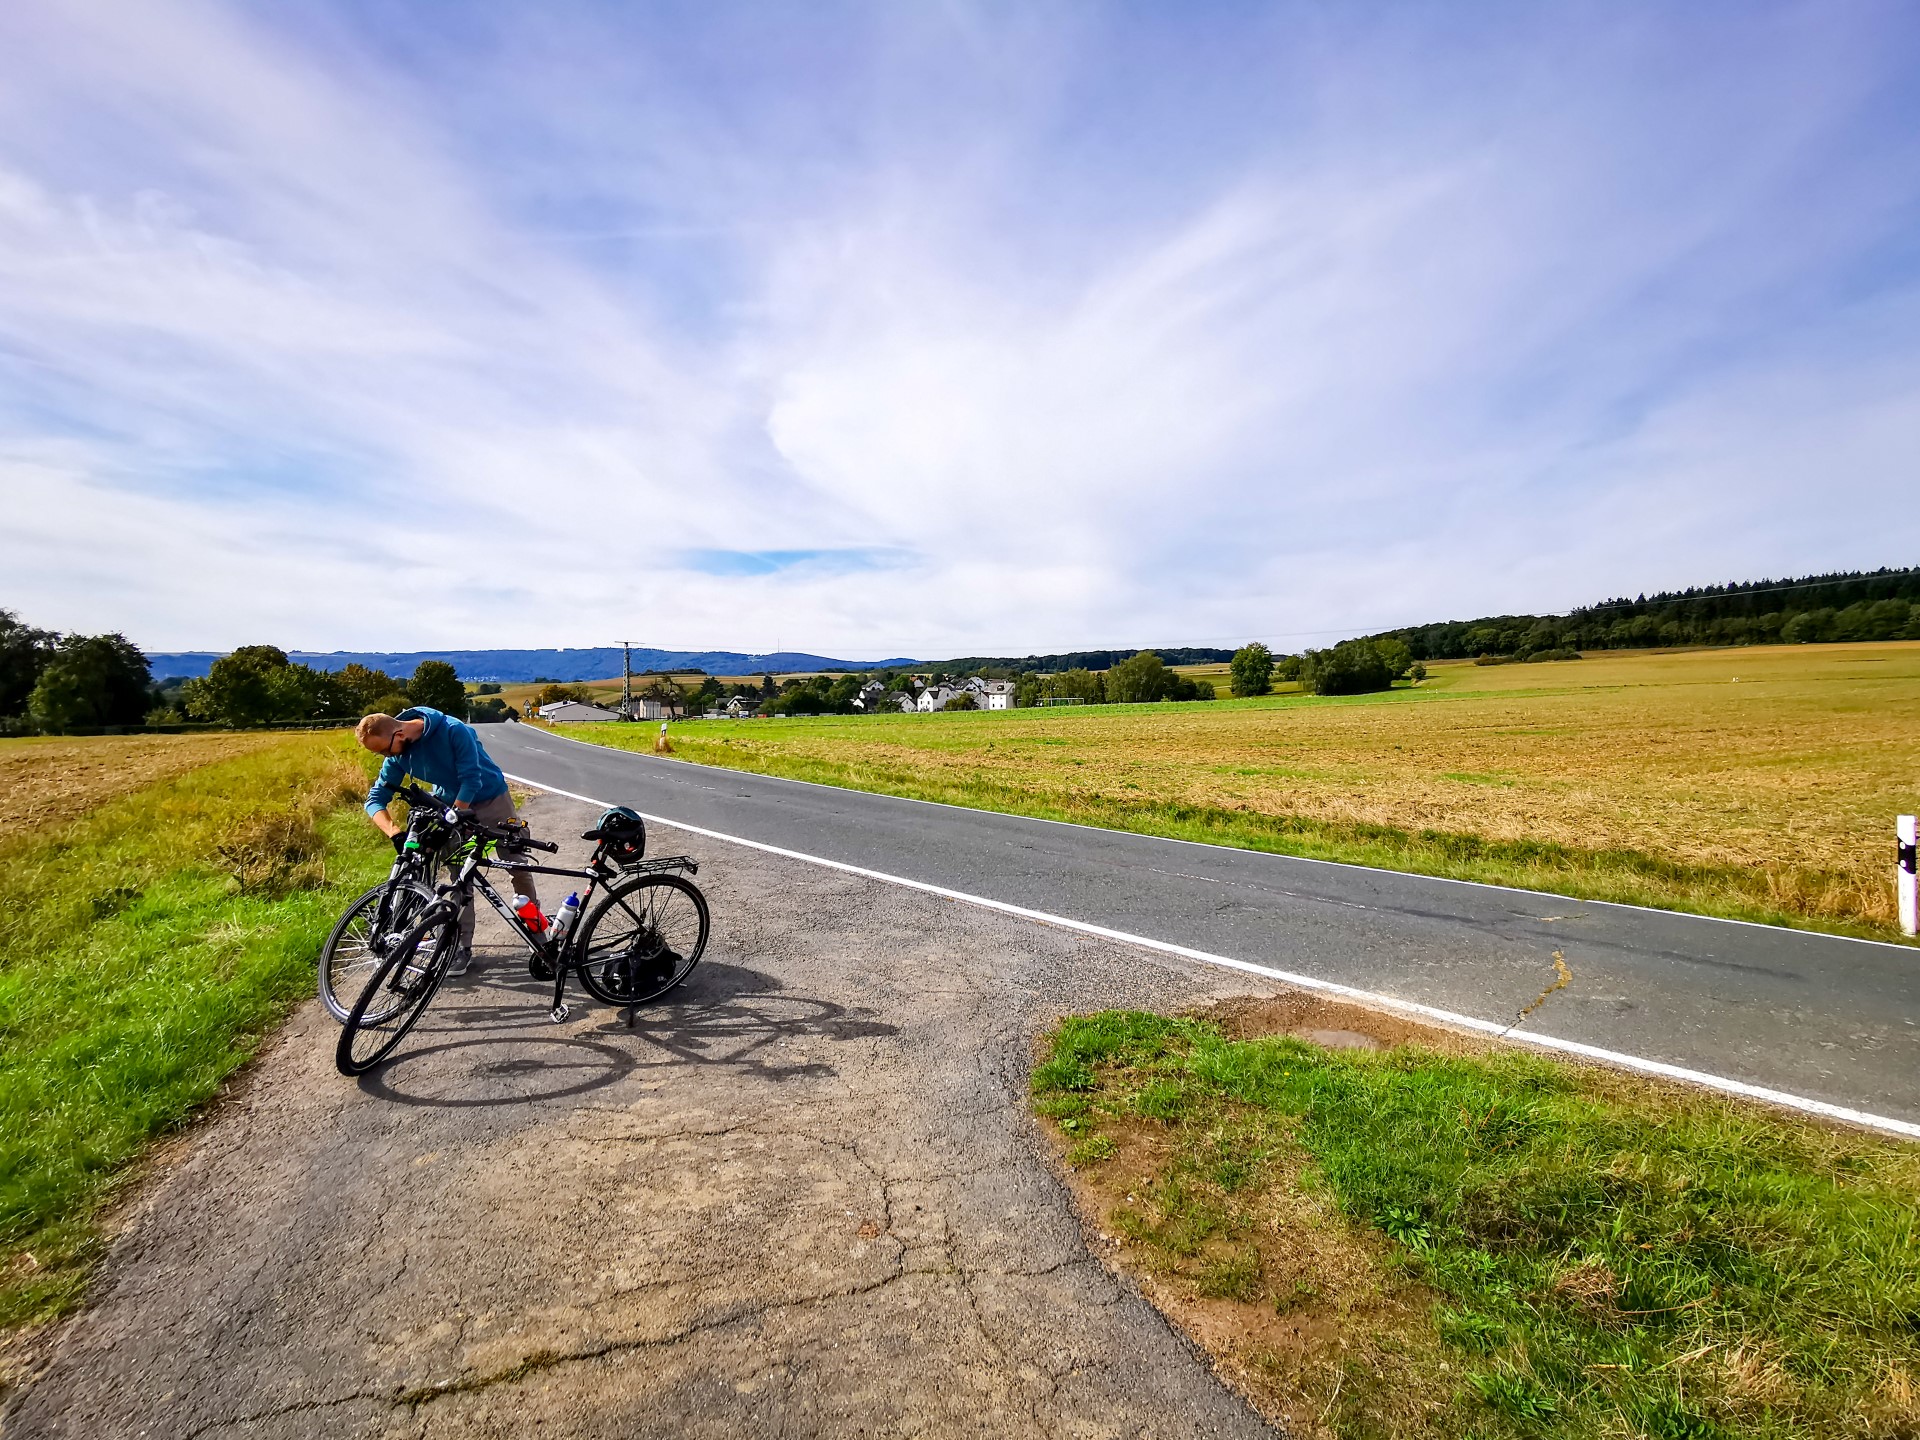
[363,706,510,817]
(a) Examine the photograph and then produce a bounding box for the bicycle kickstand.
[547,942,569,1024]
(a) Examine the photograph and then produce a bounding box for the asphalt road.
[4,796,1282,1439]
[488,722,1920,1129]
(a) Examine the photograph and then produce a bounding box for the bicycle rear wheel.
[336,907,456,1075]
[318,879,436,1023]
[572,874,709,1007]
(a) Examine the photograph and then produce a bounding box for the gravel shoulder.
[2,794,1280,1438]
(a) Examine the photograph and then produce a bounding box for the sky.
[1,1,1918,659]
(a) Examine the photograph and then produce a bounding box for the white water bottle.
[548,892,582,943]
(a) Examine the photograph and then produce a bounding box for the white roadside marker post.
[1900,815,1918,937]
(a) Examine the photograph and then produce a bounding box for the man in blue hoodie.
[357,706,540,975]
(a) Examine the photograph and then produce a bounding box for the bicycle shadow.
[359,1034,637,1109]
[359,962,896,1105]
[601,962,900,1082]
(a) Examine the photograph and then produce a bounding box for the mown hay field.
[565,642,1920,937]
[0,733,286,834]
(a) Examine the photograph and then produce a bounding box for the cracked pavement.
[3,794,1279,1438]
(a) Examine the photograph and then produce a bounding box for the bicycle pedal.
[549,1004,570,1024]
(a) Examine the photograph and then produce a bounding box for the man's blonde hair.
[356,713,399,746]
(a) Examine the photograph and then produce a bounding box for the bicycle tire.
[572,873,709,1007]
[318,879,437,1024]
[336,907,457,1075]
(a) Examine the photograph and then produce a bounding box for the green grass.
[1035,1012,1920,1438]
[0,735,386,1329]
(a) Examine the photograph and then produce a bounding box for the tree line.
[925,646,1235,677]
[166,647,473,727]
[0,609,487,733]
[1363,567,1920,661]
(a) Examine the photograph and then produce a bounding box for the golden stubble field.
[573,643,1920,933]
[0,733,289,835]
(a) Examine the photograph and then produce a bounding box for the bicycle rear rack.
[619,855,699,877]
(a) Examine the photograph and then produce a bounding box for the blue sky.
[2,1,1917,657]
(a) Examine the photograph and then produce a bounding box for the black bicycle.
[334,801,708,1076]
[317,782,453,1023]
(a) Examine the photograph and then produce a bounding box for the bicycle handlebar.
[392,782,558,853]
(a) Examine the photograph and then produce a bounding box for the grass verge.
[1034,1005,1920,1439]
[0,733,385,1332]
[560,721,1895,940]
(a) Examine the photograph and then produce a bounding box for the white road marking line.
[503,723,1910,951]
[505,768,1920,1141]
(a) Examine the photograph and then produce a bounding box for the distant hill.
[144,647,922,683]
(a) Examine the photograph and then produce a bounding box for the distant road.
[488,723,1920,1130]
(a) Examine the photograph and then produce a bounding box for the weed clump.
[214,809,327,897]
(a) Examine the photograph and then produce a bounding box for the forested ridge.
[1370,567,1920,661]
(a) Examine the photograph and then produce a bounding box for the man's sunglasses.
[386,731,414,756]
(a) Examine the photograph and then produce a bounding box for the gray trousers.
[462,790,539,949]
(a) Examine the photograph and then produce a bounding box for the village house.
[917,684,967,713]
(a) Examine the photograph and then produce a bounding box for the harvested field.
[0,734,287,838]
[563,643,1920,936]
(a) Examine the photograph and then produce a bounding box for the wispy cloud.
[1,1,1917,656]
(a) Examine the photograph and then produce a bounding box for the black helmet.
[584,805,647,865]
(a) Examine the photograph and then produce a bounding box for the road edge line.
[506,769,1920,1141]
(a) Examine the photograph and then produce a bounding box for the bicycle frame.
[428,830,697,1023]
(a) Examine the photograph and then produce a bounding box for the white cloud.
[0,1,1917,657]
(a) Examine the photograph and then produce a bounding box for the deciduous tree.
[407,661,467,717]
[1229,643,1274,698]
[1301,639,1393,696]
[1106,651,1174,704]
[28,633,152,731]
[180,645,292,727]
[0,610,55,719]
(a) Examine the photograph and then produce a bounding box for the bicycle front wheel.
[336,907,456,1075]
[318,879,437,1023]
[572,874,709,1007]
